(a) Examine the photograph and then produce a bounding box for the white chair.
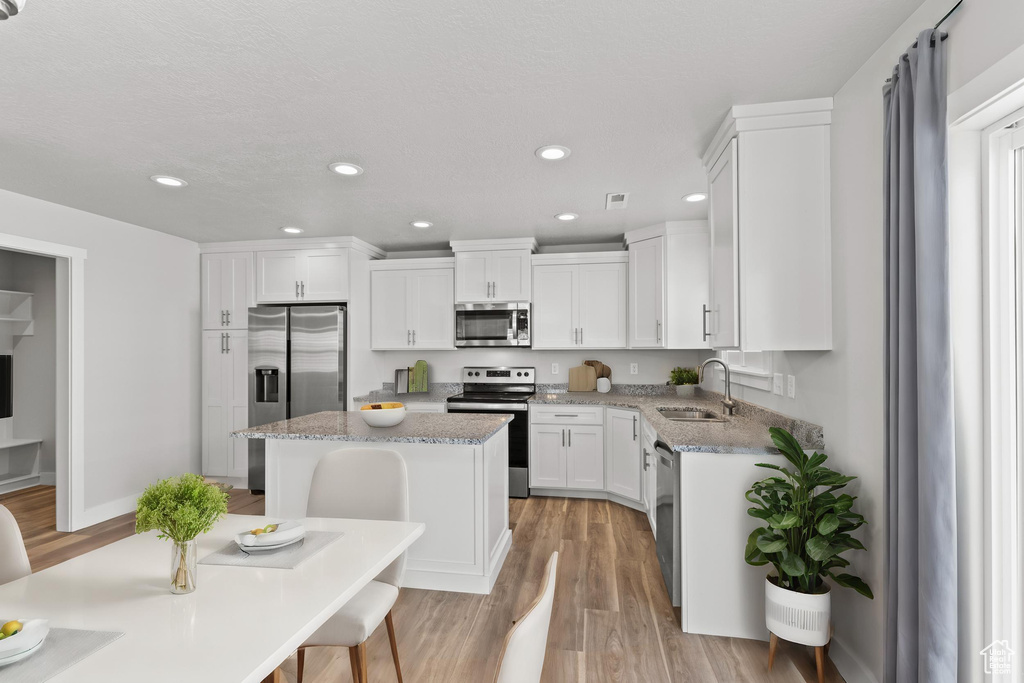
[0,504,31,585]
[493,551,559,683]
[297,448,409,683]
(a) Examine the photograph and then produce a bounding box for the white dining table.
[0,514,424,683]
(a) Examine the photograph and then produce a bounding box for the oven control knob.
[517,372,522,377]
[474,371,480,376]
[524,371,530,376]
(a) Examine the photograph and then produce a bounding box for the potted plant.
[136,473,229,594]
[744,427,872,655]
[669,366,699,397]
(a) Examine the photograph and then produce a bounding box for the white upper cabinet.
[628,237,665,348]
[255,249,349,303]
[201,253,251,330]
[370,259,455,350]
[702,98,833,351]
[625,223,709,350]
[532,253,627,349]
[451,239,537,303]
[606,407,641,502]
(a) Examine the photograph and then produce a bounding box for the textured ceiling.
[0,0,924,250]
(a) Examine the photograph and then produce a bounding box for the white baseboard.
[38,472,55,486]
[829,635,880,683]
[77,492,140,530]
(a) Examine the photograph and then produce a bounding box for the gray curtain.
[883,28,958,683]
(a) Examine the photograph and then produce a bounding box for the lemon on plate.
[0,621,22,638]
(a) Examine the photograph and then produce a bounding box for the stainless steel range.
[446,367,535,498]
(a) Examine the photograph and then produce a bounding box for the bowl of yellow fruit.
[0,619,48,666]
[235,520,305,551]
[359,402,406,427]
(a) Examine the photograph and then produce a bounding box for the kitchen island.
[234,411,513,594]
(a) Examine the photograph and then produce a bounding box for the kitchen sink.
[657,407,727,422]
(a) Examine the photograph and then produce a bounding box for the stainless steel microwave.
[455,303,530,347]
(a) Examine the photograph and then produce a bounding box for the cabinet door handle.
[554,414,578,418]
[220,310,225,326]
[221,333,226,354]
[301,281,305,298]
[633,415,637,440]
[226,310,231,326]
[407,330,411,346]
[412,329,416,345]
[568,429,571,447]
[225,333,230,353]
[643,448,650,471]
[580,328,583,345]
[656,320,662,344]
[295,281,300,298]
[562,429,565,447]
[702,304,711,342]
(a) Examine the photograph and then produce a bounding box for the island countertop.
[234,410,513,445]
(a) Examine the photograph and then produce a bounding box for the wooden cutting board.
[568,365,597,392]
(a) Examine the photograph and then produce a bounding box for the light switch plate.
[787,375,796,399]
[551,363,559,376]
[630,363,639,375]
[773,373,784,396]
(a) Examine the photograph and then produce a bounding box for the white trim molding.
[200,235,386,259]
[0,232,86,532]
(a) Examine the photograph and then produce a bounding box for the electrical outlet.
[787,375,796,399]
[630,363,639,375]
[773,373,784,396]
[551,363,559,376]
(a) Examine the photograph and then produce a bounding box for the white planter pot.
[764,576,831,646]
[675,384,696,398]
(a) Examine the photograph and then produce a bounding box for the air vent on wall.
[605,192,629,210]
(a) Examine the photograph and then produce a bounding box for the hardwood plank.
[584,522,619,611]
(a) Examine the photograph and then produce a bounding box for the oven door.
[446,402,530,498]
[455,303,529,347]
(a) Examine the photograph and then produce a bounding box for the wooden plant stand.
[768,624,833,683]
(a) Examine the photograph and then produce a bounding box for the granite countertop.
[352,383,461,404]
[530,389,823,455]
[233,410,512,445]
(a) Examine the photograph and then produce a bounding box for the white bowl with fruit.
[235,520,305,551]
[359,402,406,427]
[0,619,48,666]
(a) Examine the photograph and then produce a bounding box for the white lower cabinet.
[202,330,248,478]
[566,425,604,489]
[605,408,642,502]
[529,424,568,488]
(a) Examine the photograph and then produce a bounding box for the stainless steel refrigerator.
[248,305,346,493]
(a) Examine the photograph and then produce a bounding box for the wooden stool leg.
[385,610,404,683]
[768,632,778,670]
[296,648,305,683]
[349,642,368,683]
[815,646,826,683]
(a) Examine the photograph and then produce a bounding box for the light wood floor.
[0,486,843,682]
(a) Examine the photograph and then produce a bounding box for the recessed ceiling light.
[410,221,433,229]
[536,145,571,161]
[280,226,304,234]
[151,175,187,187]
[555,213,578,221]
[684,192,707,202]
[329,162,364,176]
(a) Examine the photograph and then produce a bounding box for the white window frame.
[718,349,773,392]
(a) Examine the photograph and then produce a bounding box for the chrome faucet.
[699,358,737,416]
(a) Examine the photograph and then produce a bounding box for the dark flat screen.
[0,355,11,419]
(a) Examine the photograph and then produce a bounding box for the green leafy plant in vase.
[744,427,872,654]
[136,473,229,594]
[669,366,699,397]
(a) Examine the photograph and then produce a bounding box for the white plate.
[235,520,304,549]
[239,533,305,553]
[0,620,48,660]
[0,639,44,668]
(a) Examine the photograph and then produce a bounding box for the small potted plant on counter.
[744,427,872,677]
[669,366,700,397]
[136,473,229,594]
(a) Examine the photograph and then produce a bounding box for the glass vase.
[170,539,198,594]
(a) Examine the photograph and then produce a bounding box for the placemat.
[0,628,123,683]
[199,530,344,569]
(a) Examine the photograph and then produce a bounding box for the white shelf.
[0,472,38,485]
[0,290,33,337]
[0,438,43,450]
